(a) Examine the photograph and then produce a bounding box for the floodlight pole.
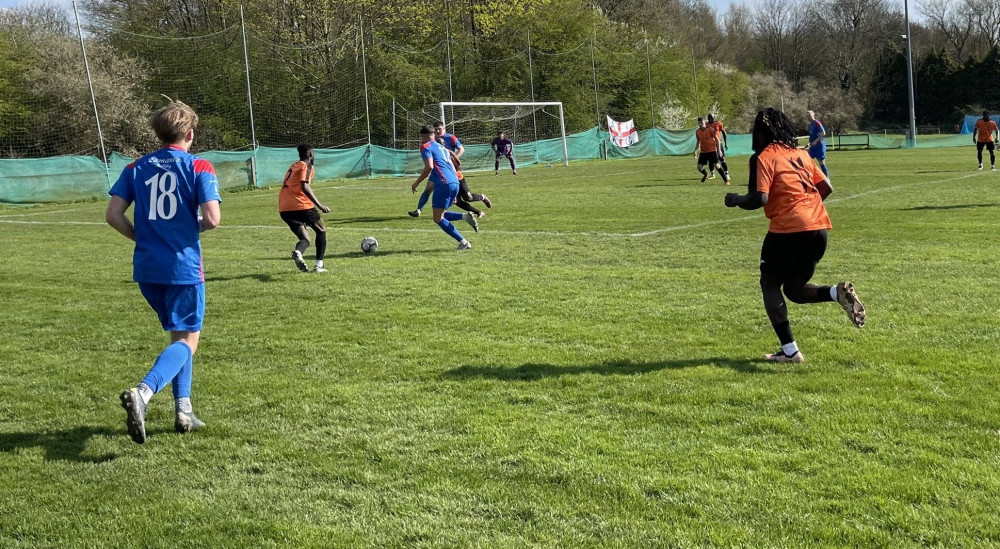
[903,0,917,147]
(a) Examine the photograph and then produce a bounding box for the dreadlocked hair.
[751,108,799,154]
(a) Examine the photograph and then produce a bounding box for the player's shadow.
[0,426,117,463]
[902,203,998,211]
[635,181,693,188]
[444,357,786,381]
[326,216,400,224]
[322,249,438,259]
[205,272,279,283]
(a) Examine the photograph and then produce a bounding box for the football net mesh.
[439,102,567,171]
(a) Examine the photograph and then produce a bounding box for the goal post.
[439,101,570,169]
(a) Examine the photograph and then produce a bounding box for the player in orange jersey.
[693,117,729,184]
[723,108,865,363]
[973,110,999,171]
[707,113,729,179]
[279,144,331,273]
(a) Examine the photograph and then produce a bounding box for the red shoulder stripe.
[193,158,216,174]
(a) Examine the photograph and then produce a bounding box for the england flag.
[607,116,639,148]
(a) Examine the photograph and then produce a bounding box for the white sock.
[315,260,324,269]
[175,397,192,415]
[782,341,800,356]
[830,286,838,301]
[137,383,154,405]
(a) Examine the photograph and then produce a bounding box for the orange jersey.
[696,126,718,153]
[974,119,998,143]
[278,160,315,212]
[709,121,725,137]
[749,144,832,234]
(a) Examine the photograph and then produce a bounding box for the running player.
[491,131,517,175]
[807,110,828,177]
[106,100,221,443]
[694,117,729,184]
[410,125,478,249]
[409,122,492,218]
[707,113,729,178]
[724,107,865,363]
[973,110,999,171]
[279,144,331,273]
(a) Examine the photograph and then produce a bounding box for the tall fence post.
[527,30,538,147]
[72,0,110,188]
[239,4,258,187]
[359,15,373,176]
[691,49,701,117]
[646,39,654,129]
[591,36,600,131]
[392,97,397,150]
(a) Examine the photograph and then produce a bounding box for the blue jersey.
[109,146,222,285]
[809,120,826,153]
[439,133,462,152]
[420,140,459,187]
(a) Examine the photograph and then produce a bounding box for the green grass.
[2,148,999,547]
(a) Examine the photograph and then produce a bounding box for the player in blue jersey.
[409,121,491,219]
[807,110,828,177]
[491,131,517,175]
[410,125,477,250]
[106,101,222,444]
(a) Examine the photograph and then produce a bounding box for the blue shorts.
[138,283,205,332]
[432,181,459,209]
[808,145,826,161]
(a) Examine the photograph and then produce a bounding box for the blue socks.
[140,341,192,396]
[417,190,431,211]
[820,164,829,177]
[437,219,464,242]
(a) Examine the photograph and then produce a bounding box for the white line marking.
[0,207,88,219]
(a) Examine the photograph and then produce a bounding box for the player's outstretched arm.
[199,200,221,232]
[301,183,330,213]
[724,191,767,210]
[106,195,136,241]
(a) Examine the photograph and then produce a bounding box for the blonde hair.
[150,101,198,144]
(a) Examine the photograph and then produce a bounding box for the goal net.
[439,102,568,171]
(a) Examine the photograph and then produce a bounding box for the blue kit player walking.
[807,110,828,177]
[410,124,477,250]
[106,100,222,444]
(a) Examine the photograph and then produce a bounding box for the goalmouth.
[439,102,570,168]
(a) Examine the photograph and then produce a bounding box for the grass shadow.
[205,272,280,283]
[326,216,401,224]
[0,426,117,463]
[902,203,998,211]
[444,356,789,381]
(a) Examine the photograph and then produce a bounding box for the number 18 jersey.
[109,145,222,284]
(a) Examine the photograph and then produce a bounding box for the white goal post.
[439,101,570,167]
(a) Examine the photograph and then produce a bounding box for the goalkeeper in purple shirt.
[106,100,221,444]
[491,131,517,175]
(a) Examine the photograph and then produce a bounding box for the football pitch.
[1,148,999,547]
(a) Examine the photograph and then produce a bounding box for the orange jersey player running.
[723,107,866,364]
[693,117,729,184]
[707,113,730,178]
[973,110,999,171]
[279,144,331,273]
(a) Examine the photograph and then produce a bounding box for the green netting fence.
[0,129,980,204]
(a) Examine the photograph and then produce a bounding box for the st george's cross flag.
[607,116,639,147]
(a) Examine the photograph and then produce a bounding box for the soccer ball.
[360,236,378,253]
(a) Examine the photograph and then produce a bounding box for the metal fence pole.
[591,36,600,130]
[527,30,538,145]
[239,4,258,187]
[359,15,373,175]
[72,0,110,187]
[646,40,654,129]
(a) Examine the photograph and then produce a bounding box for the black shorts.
[280,208,322,234]
[760,229,828,282]
[698,152,719,165]
[977,141,995,152]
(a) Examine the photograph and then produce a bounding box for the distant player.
[707,113,729,178]
[409,122,492,218]
[973,110,999,171]
[106,100,221,444]
[724,107,865,363]
[279,144,331,273]
[491,131,517,175]
[410,125,478,250]
[693,117,729,184]
[807,110,828,177]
